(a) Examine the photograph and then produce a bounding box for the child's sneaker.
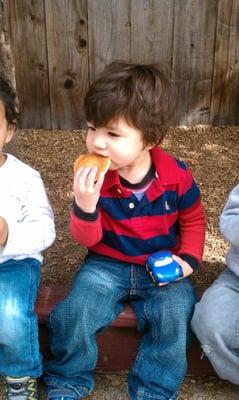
[5,376,38,399]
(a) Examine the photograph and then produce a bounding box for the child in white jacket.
[0,76,55,399]
[191,184,239,384]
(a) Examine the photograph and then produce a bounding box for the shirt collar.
[150,146,180,185]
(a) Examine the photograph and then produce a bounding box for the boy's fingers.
[73,167,83,187]
[74,166,97,188]
[95,171,106,189]
[158,281,168,287]
[84,166,98,188]
[172,254,181,263]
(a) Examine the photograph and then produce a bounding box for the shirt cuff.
[179,253,199,271]
[72,199,98,221]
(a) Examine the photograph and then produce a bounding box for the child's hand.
[158,255,193,287]
[73,166,105,213]
[173,255,194,278]
[0,216,8,246]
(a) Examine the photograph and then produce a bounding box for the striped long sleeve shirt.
[70,147,206,268]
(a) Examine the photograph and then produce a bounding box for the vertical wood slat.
[172,0,218,126]
[130,0,174,67]
[5,0,51,129]
[211,0,239,125]
[88,0,131,82]
[45,0,88,130]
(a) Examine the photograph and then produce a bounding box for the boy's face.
[86,119,153,172]
[0,100,15,154]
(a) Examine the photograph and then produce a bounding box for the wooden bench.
[36,285,215,376]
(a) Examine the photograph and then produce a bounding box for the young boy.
[191,184,239,385]
[0,77,55,399]
[44,62,206,400]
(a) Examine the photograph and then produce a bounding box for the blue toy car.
[146,250,183,284]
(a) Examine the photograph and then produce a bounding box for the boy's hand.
[73,166,105,213]
[173,255,194,278]
[158,255,193,287]
[0,216,8,246]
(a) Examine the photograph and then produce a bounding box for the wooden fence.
[4,0,239,129]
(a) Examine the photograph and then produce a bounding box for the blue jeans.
[191,268,239,384]
[44,254,196,400]
[0,258,41,377]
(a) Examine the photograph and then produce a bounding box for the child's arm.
[178,198,206,265]
[220,184,239,247]
[177,167,206,271]
[0,171,55,256]
[0,217,8,246]
[160,198,205,285]
[70,202,103,247]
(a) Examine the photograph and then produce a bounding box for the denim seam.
[27,261,42,375]
[110,290,130,321]
[229,315,239,348]
[95,289,130,328]
[132,295,158,369]
[46,376,90,397]
[143,294,160,344]
[28,264,34,370]
[234,317,239,336]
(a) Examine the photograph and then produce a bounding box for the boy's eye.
[108,131,119,137]
[87,126,96,132]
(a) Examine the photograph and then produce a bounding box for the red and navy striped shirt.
[70,146,206,267]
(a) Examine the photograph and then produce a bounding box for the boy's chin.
[108,162,116,170]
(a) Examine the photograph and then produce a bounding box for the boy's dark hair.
[84,61,178,145]
[0,77,19,125]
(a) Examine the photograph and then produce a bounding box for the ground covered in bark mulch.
[17,125,239,288]
[0,374,239,399]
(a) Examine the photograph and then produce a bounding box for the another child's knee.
[191,298,231,346]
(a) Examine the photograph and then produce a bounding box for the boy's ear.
[5,124,16,144]
[144,142,156,151]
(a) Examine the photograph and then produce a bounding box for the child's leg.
[44,254,130,398]
[129,272,195,400]
[191,268,239,384]
[0,258,41,377]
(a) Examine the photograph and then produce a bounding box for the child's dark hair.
[84,61,178,145]
[0,77,19,125]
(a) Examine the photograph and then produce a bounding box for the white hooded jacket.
[0,154,55,263]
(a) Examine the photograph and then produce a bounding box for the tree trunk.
[0,0,18,156]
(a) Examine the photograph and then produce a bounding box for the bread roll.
[74,153,111,180]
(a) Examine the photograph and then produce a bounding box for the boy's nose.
[93,136,107,150]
